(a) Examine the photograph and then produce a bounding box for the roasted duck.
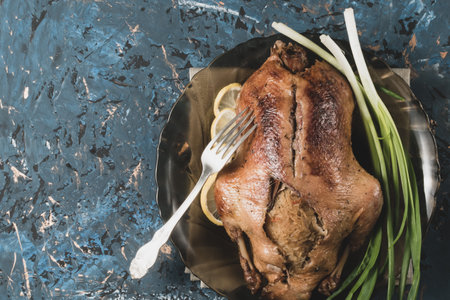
[214,41,383,299]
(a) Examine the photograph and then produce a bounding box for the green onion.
[343,9,421,299]
[380,87,405,100]
[272,7,421,300]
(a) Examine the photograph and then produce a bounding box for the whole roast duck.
[214,41,383,299]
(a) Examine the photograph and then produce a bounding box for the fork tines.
[212,107,256,159]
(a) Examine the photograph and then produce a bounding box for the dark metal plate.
[155,34,440,299]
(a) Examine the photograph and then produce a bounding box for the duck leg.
[236,234,262,293]
[317,245,350,296]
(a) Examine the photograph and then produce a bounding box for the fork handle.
[130,170,211,279]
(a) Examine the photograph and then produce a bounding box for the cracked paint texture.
[0,0,448,299]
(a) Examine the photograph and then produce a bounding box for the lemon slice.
[213,83,241,117]
[210,108,236,139]
[200,173,223,226]
[202,83,240,226]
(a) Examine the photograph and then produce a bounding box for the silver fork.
[130,108,256,279]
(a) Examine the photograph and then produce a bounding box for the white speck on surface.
[12,223,22,251]
[161,45,184,92]
[73,170,80,189]
[74,151,82,159]
[121,246,127,260]
[101,270,114,284]
[9,252,17,277]
[26,203,34,216]
[72,239,87,254]
[23,86,29,99]
[45,141,51,149]
[128,161,142,189]
[22,258,31,299]
[418,10,436,27]
[46,252,62,268]
[116,42,123,53]
[97,157,104,175]
[431,63,444,78]
[48,196,60,206]
[0,99,18,113]
[39,211,57,233]
[10,165,31,183]
[126,22,140,34]
[408,0,425,12]
[102,106,117,127]
[12,222,31,298]
[82,77,89,97]
[177,0,259,22]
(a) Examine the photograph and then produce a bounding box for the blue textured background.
[0,0,448,299]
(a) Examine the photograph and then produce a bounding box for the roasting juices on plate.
[213,41,383,300]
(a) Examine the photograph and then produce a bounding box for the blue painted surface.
[0,0,448,299]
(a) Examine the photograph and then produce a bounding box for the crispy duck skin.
[214,41,383,299]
